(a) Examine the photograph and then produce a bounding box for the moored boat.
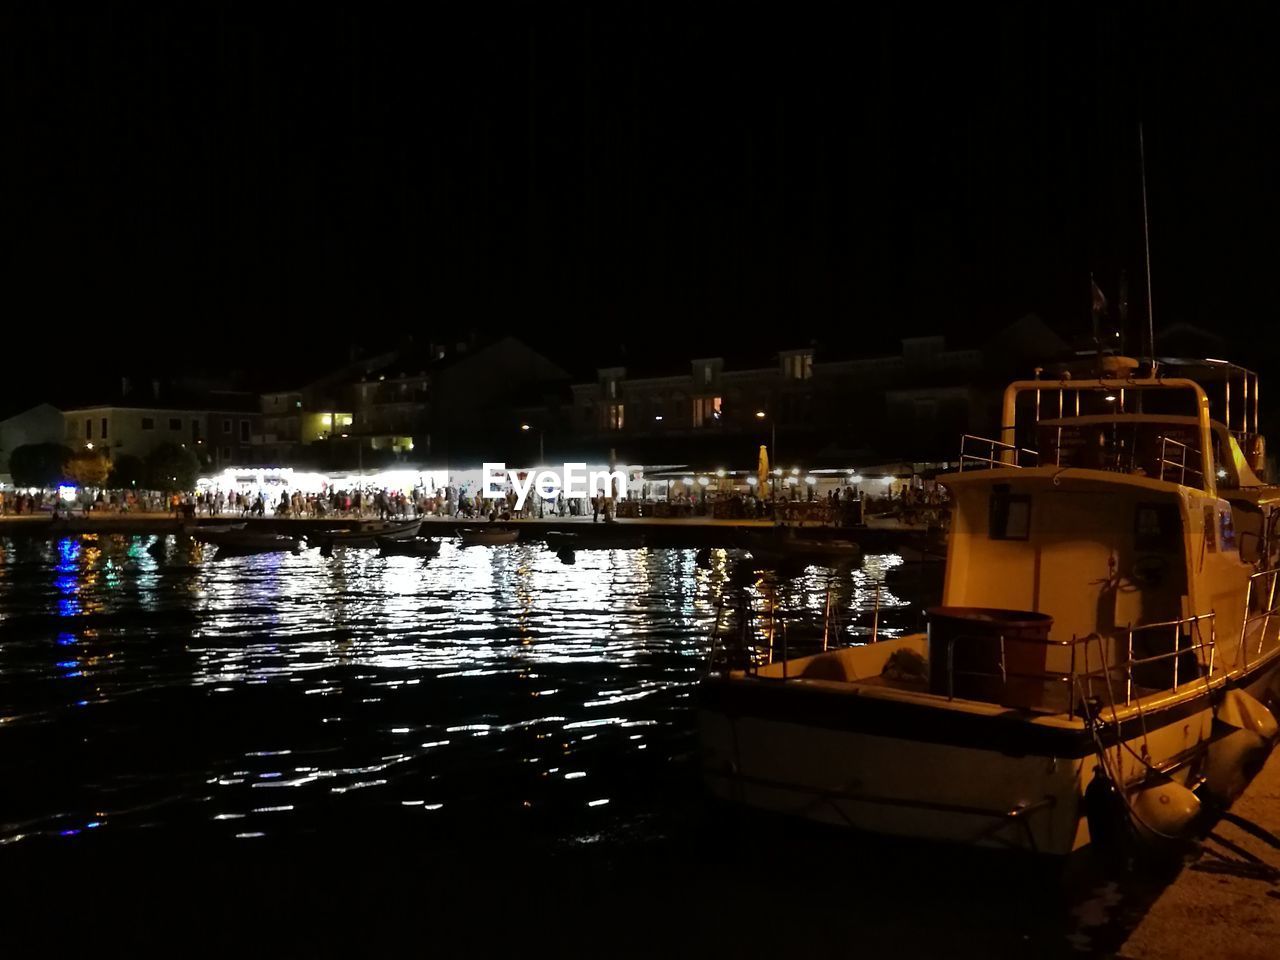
[543,529,647,551]
[184,522,247,542]
[739,528,861,567]
[313,519,423,550]
[459,526,520,546]
[700,359,1280,856]
[377,536,441,558]
[210,533,305,557]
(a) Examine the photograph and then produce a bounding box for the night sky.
[4,3,1278,401]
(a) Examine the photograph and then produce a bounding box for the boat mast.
[1139,123,1156,374]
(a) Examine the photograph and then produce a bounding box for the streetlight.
[520,423,544,463]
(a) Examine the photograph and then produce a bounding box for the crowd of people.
[183,484,614,522]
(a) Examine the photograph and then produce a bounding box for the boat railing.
[1238,567,1280,669]
[958,435,1038,472]
[705,582,884,677]
[941,612,1217,714]
[1155,435,1204,486]
[943,633,1081,714]
[1119,613,1216,705]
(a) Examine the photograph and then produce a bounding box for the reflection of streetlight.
[85,442,94,450]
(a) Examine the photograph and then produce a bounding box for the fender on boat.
[1203,690,1277,803]
[1217,689,1278,741]
[1129,780,1200,845]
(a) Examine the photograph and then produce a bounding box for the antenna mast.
[1139,123,1156,372]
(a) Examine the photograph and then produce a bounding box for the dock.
[1120,746,1280,960]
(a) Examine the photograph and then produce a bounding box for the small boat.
[313,519,423,550]
[740,529,861,567]
[459,526,520,546]
[184,522,247,542]
[211,533,305,558]
[543,529,647,551]
[377,536,441,558]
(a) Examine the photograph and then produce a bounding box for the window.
[192,420,201,442]
[785,353,813,380]
[607,404,625,431]
[240,420,250,442]
[141,417,155,431]
[608,380,618,399]
[169,418,181,431]
[988,492,1031,540]
[101,417,109,439]
[84,418,92,440]
[223,419,232,433]
[220,446,231,461]
[692,396,723,428]
[1219,506,1237,552]
[704,363,713,384]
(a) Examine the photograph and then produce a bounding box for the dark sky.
[4,3,1278,399]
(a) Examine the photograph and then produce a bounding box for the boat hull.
[698,656,1280,855]
[316,520,423,549]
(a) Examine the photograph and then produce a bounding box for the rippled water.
[0,534,924,848]
[0,534,1153,953]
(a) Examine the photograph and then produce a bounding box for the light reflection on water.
[0,534,930,847]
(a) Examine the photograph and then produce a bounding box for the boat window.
[988,492,1031,540]
[1204,505,1217,552]
[1135,503,1181,552]
[1219,506,1237,552]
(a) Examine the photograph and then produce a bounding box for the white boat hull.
[697,660,1280,855]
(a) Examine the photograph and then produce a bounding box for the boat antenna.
[1139,122,1156,375]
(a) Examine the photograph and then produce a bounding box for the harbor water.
[0,534,1153,953]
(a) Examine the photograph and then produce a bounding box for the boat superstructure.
[699,358,1280,855]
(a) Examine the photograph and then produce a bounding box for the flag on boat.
[757,445,770,491]
[1091,275,1108,319]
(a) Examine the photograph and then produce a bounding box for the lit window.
[692,397,723,428]
[608,404,625,431]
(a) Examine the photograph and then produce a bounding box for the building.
[0,403,66,484]
[60,396,262,470]
[256,337,571,471]
[561,317,1072,470]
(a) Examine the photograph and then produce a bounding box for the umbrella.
[757,445,770,491]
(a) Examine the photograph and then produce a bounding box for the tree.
[107,454,146,489]
[144,443,201,492]
[7,443,72,489]
[63,451,111,489]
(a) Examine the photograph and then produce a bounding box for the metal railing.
[958,435,1039,472]
[1120,613,1216,705]
[938,612,1218,715]
[1156,435,1204,487]
[1238,567,1280,668]
[705,582,883,678]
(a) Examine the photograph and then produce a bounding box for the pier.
[1120,747,1280,960]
